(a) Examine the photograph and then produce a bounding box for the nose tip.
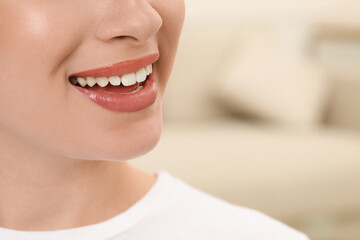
[95,0,163,44]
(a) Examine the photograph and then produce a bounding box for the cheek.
[0,2,84,75]
[154,0,185,92]
[158,0,185,40]
[0,3,73,111]
[0,1,87,129]
[157,0,185,48]
[0,2,87,154]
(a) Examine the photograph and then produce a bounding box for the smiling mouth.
[69,64,153,94]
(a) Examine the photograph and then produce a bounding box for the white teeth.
[86,77,97,87]
[121,73,136,86]
[109,76,121,86]
[96,77,109,87]
[77,77,87,87]
[73,64,153,88]
[145,65,152,75]
[136,68,147,83]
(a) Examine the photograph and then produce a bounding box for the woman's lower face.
[0,0,185,161]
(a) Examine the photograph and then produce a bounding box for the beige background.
[130,1,360,239]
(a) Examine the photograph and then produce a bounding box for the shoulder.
[149,174,309,240]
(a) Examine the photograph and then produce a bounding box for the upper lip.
[69,53,159,78]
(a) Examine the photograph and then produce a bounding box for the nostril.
[94,3,162,43]
[112,35,139,43]
[115,36,127,40]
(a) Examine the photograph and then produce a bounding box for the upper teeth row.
[70,64,153,87]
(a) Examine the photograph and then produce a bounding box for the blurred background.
[130,0,360,239]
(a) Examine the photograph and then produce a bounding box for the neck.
[0,130,156,231]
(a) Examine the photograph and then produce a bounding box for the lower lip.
[72,74,157,112]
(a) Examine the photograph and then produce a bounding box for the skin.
[0,0,185,231]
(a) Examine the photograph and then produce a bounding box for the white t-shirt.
[0,171,309,240]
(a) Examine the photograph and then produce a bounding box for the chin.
[110,114,163,162]
[63,103,164,162]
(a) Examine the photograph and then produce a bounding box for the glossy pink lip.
[73,74,157,112]
[69,53,159,78]
[70,53,159,113]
